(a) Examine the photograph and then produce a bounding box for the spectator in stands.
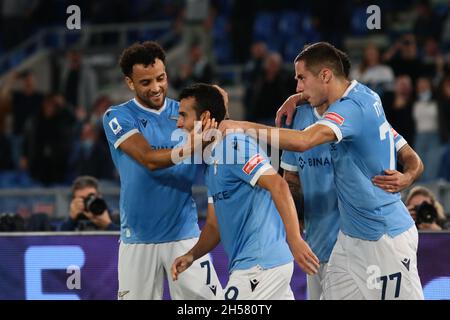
[421,37,445,82]
[179,0,215,60]
[383,75,416,146]
[350,43,394,96]
[21,93,72,185]
[0,70,44,169]
[229,0,257,63]
[60,49,98,113]
[60,176,119,231]
[412,77,444,181]
[383,34,425,84]
[406,186,448,231]
[172,42,214,90]
[247,52,295,124]
[69,121,116,181]
[438,74,450,181]
[1,0,38,49]
[413,0,442,47]
[243,41,268,116]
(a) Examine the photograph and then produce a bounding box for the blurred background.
[2,0,450,227]
[0,0,450,300]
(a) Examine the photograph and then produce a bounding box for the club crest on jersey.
[109,117,122,135]
[324,112,345,126]
[242,154,264,175]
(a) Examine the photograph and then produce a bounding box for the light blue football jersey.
[281,105,339,263]
[205,133,293,273]
[282,104,409,261]
[102,98,200,244]
[316,80,414,240]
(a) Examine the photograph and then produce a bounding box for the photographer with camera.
[60,176,119,231]
[405,186,448,231]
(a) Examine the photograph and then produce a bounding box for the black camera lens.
[414,201,437,224]
[84,193,107,216]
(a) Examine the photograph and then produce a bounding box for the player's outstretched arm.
[372,144,424,193]
[219,120,336,153]
[119,117,217,171]
[119,133,181,170]
[172,203,221,281]
[257,168,319,275]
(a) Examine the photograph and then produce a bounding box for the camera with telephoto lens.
[84,193,107,216]
[414,201,438,224]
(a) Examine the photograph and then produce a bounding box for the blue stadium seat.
[351,7,369,36]
[283,35,307,62]
[214,41,233,64]
[213,15,228,41]
[253,12,277,42]
[278,11,301,39]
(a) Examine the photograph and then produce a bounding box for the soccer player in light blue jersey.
[219,42,424,300]
[171,84,320,300]
[102,41,222,300]
[279,50,423,300]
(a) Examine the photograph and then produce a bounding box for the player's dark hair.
[71,176,99,198]
[335,48,351,78]
[295,42,346,78]
[119,41,166,77]
[179,83,226,122]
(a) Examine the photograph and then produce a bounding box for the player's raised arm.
[257,168,319,275]
[172,202,221,281]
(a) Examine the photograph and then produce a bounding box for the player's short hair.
[71,176,99,198]
[119,41,166,77]
[295,42,346,78]
[179,83,226,122]
[336,48,351,78]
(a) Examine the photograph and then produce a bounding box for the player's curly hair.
[179,83,226,123]
[119,41,166,77]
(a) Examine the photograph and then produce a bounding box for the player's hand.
[372,169,412,193]
[171,253,194,281]
[218,119,243,135]
[293,239,320,275]
[202,117,220,145]
[275,93,302,127]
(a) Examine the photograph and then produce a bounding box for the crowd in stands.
[0,0,450,229]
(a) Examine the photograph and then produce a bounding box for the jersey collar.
[133,98,167,115]
[313,108,323,119]
[342,80,358,98]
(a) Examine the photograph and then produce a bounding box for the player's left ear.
[322,69,332,83]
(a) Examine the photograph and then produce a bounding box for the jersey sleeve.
[281,151,298,172]
[207,189,213,204]
[103,108,139,149]
[391,127,408,152]
[226,134,272,187]
[316,99,363,143]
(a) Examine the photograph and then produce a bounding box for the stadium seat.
[351,7,369,36]
[253,12,277,42]
[278,11,301,39]
[283,35,307,62]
